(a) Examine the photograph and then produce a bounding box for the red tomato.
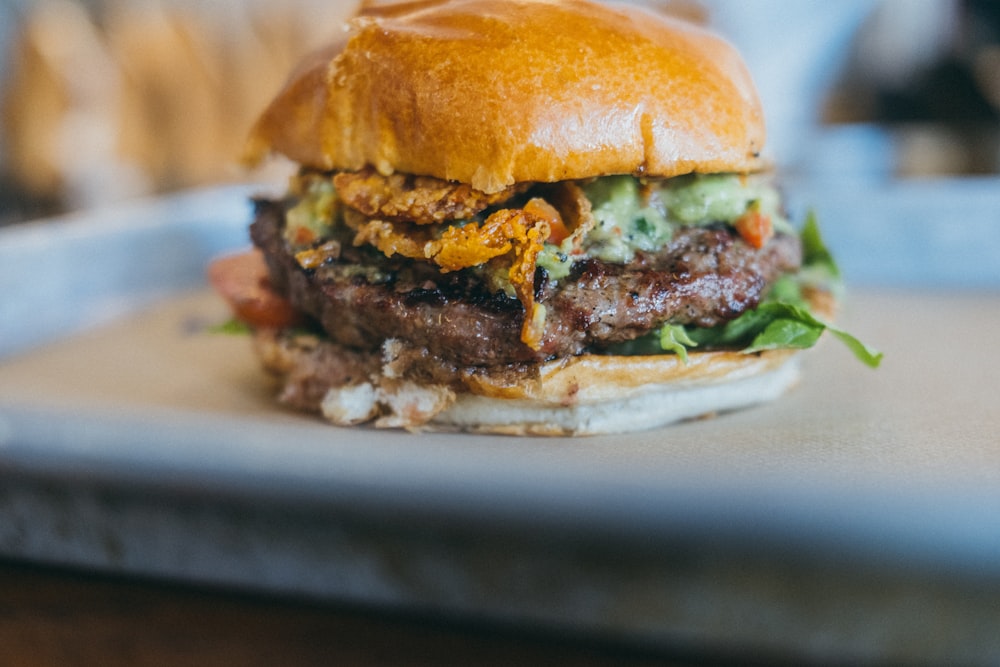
[524,197,571,245]
[734,208,773,249]
[207,250,302,329]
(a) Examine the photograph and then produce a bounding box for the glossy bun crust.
[245,0,767,192]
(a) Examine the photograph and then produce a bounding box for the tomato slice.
[207,249,302,329]
[523,197,571,245]
[734,208,773,250]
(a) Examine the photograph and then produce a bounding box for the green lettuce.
[208,318,252,335]
[691,300,883,368]
[659,324,699,363]
[653,213,883,368]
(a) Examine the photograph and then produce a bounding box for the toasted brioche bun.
[438,350,802,435]
[244,0,766,193]
[253,329,804,436]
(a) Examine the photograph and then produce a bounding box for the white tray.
[1,183,999,664]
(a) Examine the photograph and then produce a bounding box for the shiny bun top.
[245,0,766,192]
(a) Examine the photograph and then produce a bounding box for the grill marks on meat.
[537,228,786,356]
[333,166,529,224]
[251,198,802,367]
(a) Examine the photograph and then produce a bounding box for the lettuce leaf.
[208,318,252,335]
[801,211,839,278]
[739,303,883,368]
[673,294,883,369]
[656,213,883,368]
[659,324,698,363]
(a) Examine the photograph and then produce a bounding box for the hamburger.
[210,0,880,435]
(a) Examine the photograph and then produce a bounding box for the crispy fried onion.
[333,167,529,224]
[331,181,596,351]
[349,208,551,349]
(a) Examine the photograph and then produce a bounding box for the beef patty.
[251,197,802,367]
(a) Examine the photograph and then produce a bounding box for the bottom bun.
[435,355,801,436]
[253,330,803,436]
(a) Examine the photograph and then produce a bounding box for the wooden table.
[1,559,699,667]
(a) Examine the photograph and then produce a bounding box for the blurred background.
[0,0,998,227]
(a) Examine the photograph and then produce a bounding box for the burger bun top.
[244,0,767,193]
